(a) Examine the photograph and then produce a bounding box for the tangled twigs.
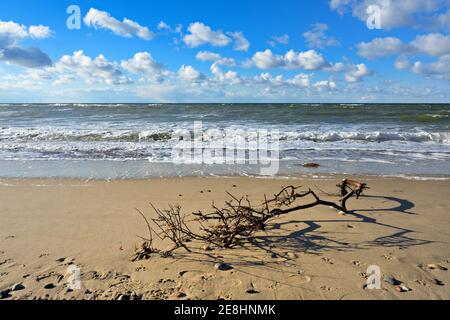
[132,179,368,260]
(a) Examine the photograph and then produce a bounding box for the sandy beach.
[0,175,449,300]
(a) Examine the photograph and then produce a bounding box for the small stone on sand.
[215,263,233,271]
[432,279,445,286]
[11,283,25,291]
[303,163,320,168]
[44,283,56,289]
[384,275,401,286]
[0,289,11,299]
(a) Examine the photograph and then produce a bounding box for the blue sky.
[0,0,449,103]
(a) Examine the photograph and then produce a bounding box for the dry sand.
[0,176,449,300]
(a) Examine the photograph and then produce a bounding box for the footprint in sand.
[351,260,362,267]
[320,285,336,292]
[135,265,146,272]
[0,258,13,266]
[35,271,60,282]
[415,280,430,287]
[382,253,394,260]
[427,264,448,271]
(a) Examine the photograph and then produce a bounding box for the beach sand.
[0,176,449,300]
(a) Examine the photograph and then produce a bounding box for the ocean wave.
[1,127,449,144]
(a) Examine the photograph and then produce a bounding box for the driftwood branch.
[132,179,368,260]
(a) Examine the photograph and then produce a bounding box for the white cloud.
[411,33,450,56]
[253,73,286,86]
[286,73,311,88]
[344,63,371,82]
[178,65,205,81]
[249,49,329,70]
[157,21,182,34]
[53,74,75,85]
[250,49,329,70]
[357,33,450,60]
[157,21,170,31]
[0,20,52,68]
[84,8,153,40]
[183,22,249,51]
[121,52,161,74]
[228,32,250,51]
[28,25,53,39]
[210,62,242,84]
[313,80,337,91]
[356,37,410,59]
[268,35,289,47]
[437,9,450,30]
[249,49,284,69]
[55,50,131,85]
[413,55,450,76]
[399,54,450,78]
[284,49,329,70]
[303,23,340,49]
[183,22,231,47]
[195,51,236,66]
[329,0,448,31]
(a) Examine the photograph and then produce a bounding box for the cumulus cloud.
[121,52,161,74]
[183,22,249,51]
[358,34,450,79]
[28,25,53,39]
[313,80,337,91]
[55,50,131,85]
[357,33,450,60]
[411,33,450,56]
[253,73,286,86]
[248,49,284,69]
[344,63,372,82]
[157,21,182,34]
[183,22,231,47]
[0,20,52,68]
[410,54,450,76]
[303,23,340,49]
[195,51,236,66]
[248,49,329,70]
[329,0,449,31]
[396,54,450,78]
[84,8,153,40]
[356,37,410,59]
[178,65,205,81]
[228,32,250,51]
[286,73,312,88]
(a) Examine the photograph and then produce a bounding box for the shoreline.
[2,172,450,184]
[1,176,449,300]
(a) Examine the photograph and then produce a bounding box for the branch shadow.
[164,193,433,289]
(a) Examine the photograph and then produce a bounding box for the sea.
[0,103,449,179]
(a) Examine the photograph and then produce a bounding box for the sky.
[0,0,449,103]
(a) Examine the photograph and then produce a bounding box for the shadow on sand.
[173,193,433,288]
